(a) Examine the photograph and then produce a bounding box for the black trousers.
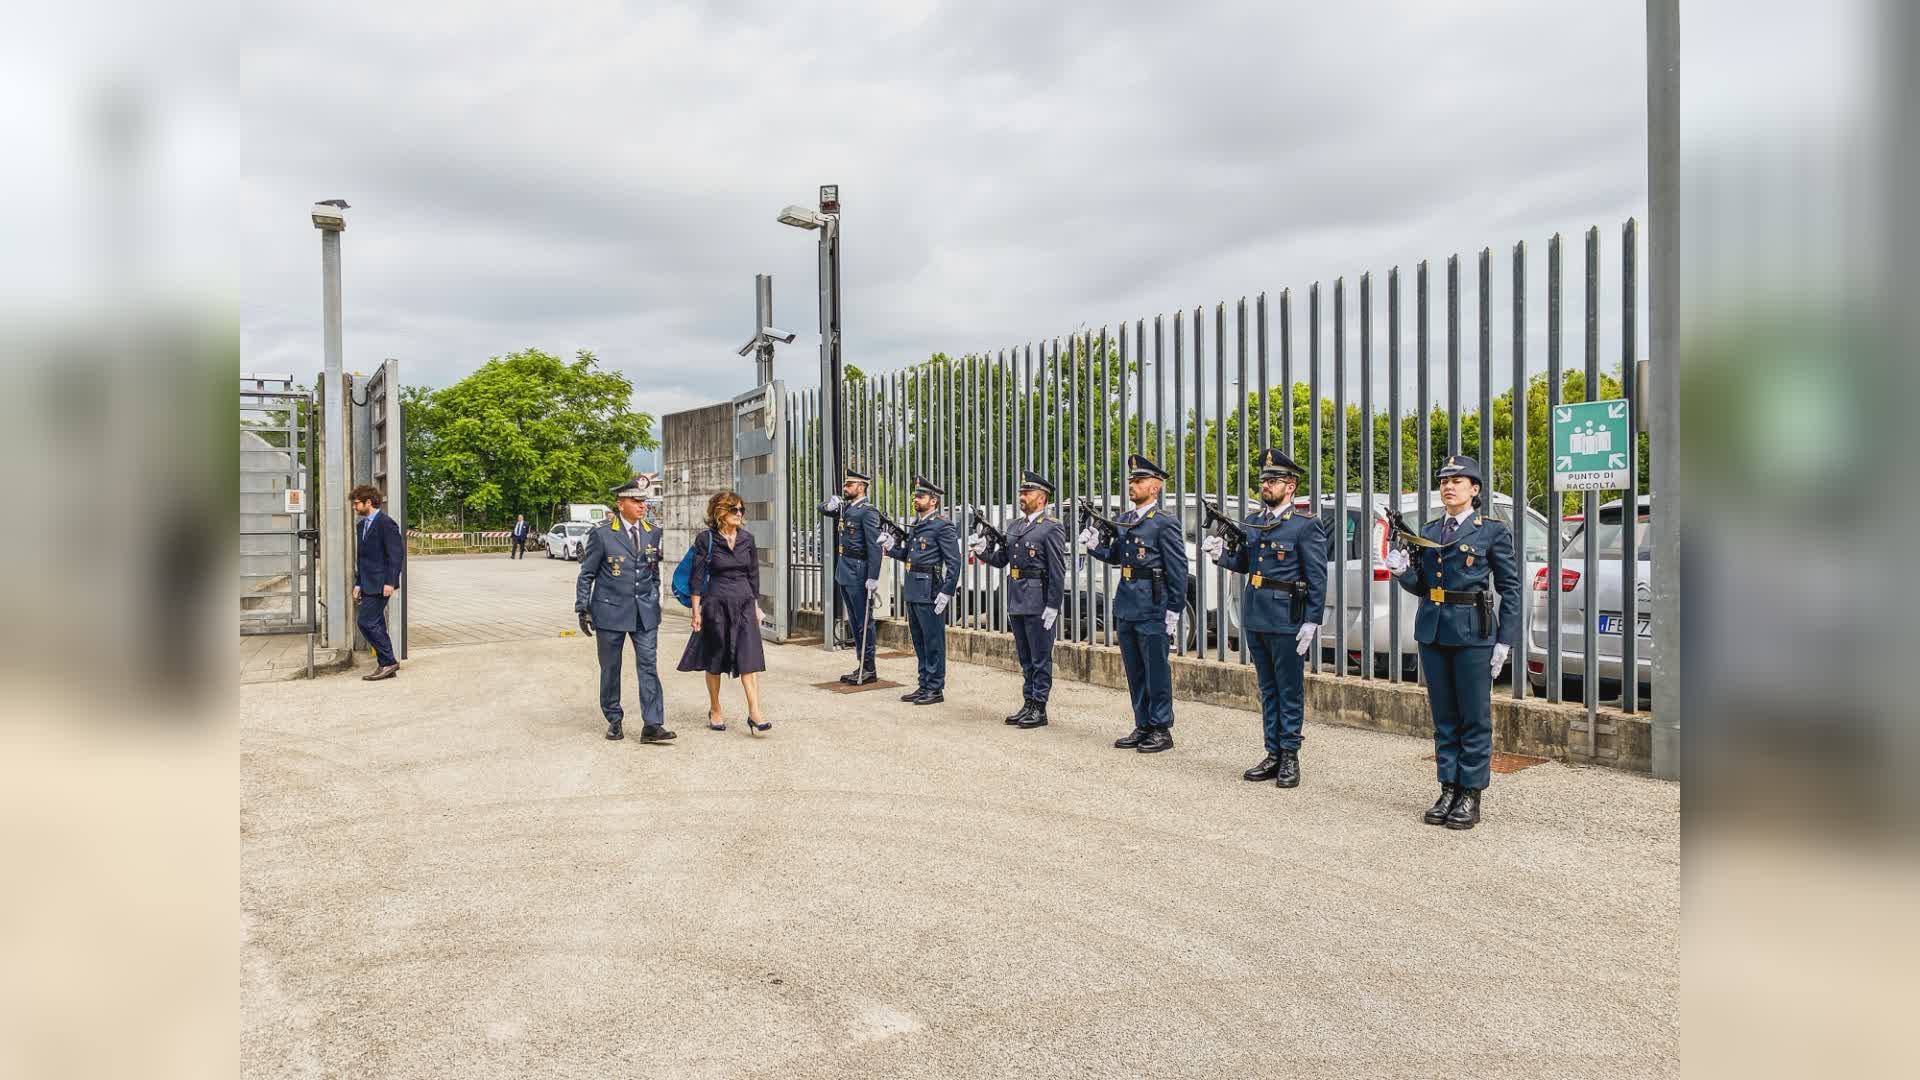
[356,593,396,667]
[511,537,527,558]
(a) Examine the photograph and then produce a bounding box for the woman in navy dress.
[677,490,771,732]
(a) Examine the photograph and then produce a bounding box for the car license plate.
[1598,612,1652,637]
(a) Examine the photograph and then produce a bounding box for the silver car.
[1526,494,1654,694]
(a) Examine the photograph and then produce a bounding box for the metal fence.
[784,221,1653,738]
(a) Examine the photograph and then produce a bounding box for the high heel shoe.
[706,714,727,732]
[746,716,771,733]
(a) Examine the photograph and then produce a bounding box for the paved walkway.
[242,556,1679,1079]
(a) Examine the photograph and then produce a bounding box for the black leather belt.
[1248,575,1304,593]
[1428,588,1486,605]
[1010,567,1049,582]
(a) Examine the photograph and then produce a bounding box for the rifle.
[970,509,1007,550]
[1073,497,1121,546]
[1200,499,1249,549]
[1383,505,1443,550]
[872,507,910,548]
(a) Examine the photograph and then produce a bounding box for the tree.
[404,348,656,528]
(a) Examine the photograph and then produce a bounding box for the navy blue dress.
[676,528,767,677]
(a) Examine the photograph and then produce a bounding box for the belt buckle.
[1429,587,1444,602]
[1250,573,1263,588]
[1010,568,1021,579]
[1122,566,1134,579]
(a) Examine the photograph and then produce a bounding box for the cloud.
[242,0,1653,413]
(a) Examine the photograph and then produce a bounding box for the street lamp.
[312,198,350,656]
[778,185,843,653]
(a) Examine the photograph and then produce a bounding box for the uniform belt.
[1428,588,1486,605]
[1009,567,1049,582]
[1120,566,1163,581]
[1248,575,1304,593]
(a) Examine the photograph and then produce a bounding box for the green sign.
[1552,399,1631,491]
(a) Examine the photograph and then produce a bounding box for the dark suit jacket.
[511,520,530,539]
[355,510,407,593]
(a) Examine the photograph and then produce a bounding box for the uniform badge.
[1466,556,1474,566]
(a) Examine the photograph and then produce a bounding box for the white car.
[543,521,595,561]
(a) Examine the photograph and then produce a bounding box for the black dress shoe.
[1274,748,1301,789]
[1114,728,1150,749]
[839,669,861,684]
[913,691,943,705]
[1005,701,1034,725]
[849,667,878,686]
[1135,728,1174,754]
[1444,788,1481,830]
[362,663,398,681]
[1423,785,1458,825]
[1016,706,1048,729]
[1243,754,1281,782]
[605,720,624,741]
[902,689,926,702]
[639,726,678,744]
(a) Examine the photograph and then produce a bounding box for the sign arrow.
[1556,455,1572,470]
[1609,453,1626,468]
[1608,401,1627,419]
[1555,407,1572,423]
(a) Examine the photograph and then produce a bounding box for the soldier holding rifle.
[1382,455,1523,831]
[885,476,962,705]
[1200,448,1329,788]
[1080,454,1189,754]
[820,467,884,685]
[972,471,1066,729]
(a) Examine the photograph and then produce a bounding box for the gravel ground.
[242,615,1678,1079]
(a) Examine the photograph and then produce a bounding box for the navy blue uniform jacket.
[575,516,664,634]
[1089,501,1190,624]
[1393,511,1523,647]
[980,512,1067,615]
[1216,506,1329,633]
[830,500,885,589]
[885,514,962,604]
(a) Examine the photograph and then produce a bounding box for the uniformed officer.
[1082,454,1190,753]
[973,470,1067,728]
[821,467,884,684]
[575,477,674,743]
[885,475,962,705]
[1201,448,1329,788]
[1383,455,1523,829]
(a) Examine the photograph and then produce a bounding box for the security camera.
[762,327,797,344]
[310,200,348,231]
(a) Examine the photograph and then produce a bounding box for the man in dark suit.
[576,477,673,743]
[350,484,405,681]
[510,514,530,558]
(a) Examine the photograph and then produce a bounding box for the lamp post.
[311,199,350,656]
[778,186,842,654]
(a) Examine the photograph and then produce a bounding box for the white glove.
[877,532,895,552]
[968,535,989,556]
[1490,643,1510,678]
[823,495,843,513]
[1201,534,1226,559]
[1383,547,1410,575]
[1077,526,1099,548]
[754,605,768,625]
[1164,611,1180,637]
[1295,622,1319,656]
[1041,607,1057,631]
[933,594,950,615]
[865,578,878,594]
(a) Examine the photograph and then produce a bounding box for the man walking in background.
[350,484,405,681]
[510,513,530,559]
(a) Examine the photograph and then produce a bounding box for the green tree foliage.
[403,348,655,528]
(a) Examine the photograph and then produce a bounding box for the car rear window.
[1573,508,1650,559]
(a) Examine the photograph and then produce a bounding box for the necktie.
[1441,516,1458,544]
[361,516,371,542]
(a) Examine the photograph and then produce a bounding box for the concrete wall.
[790,609,1654,774]
[660,401,735,565]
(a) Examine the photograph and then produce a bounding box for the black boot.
[1423,785,1458,825]
[848,665,877,686]
[1114,727,1150,749]
[1135,728,1174,754]
[839,667,863,684]
[1242,754,1281,782]
[1016,704,1048,729]
[1005,701,1034,725]
[605,719,624,741]
[639,725,678,744]
[903,688,927,702]
[1444,787,1482,830]
[1274,748,1301,788]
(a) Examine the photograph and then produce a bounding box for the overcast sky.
[241,0,1658,435]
